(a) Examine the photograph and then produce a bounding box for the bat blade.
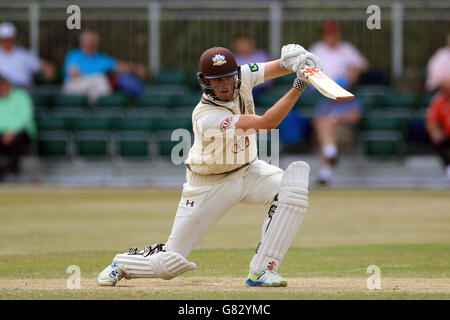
[301,68,354,101]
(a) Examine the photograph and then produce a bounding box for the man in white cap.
[0,22,54,89]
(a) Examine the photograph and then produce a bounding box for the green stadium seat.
[53,94,88,108]
[173,92,202,108]
[91,108,126,118]
[115,133,151,159]
[136,93,175,109]
[354,86,385,110]
[361,111,412,134]
[74,132,110,159]
[159,140,180,157]
[154,70,187,85]
[31,92,53,109]
[155,130,191,159]
[273,73,296,85]
[186,73,201,90]
[152,115,192,131]
[94,93,128,109]
[67,116,116,132]
[362,131,404,159]
[379,91,416,109]
[357,94,378,110]
[419,92,436,108]
[354,85,389,96]
[114,116,155,132]
[296,93,323,108]
[113,116,155,158]
[257,92,282,108]
[37,132,71,158]
[146,85,190,97]
[36,115,68,132]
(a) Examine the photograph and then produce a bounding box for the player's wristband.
[293,78,309,92]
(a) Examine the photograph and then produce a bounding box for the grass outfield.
[0,187,449,299]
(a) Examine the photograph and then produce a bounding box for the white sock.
[319,165,333,182]
[323,144,338,159]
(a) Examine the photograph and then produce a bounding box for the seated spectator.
[0,22,55,89]
[426,33,450,93]
[309,20,369,185]
[233,35,273,101]
[62,30,148,103]
[425,34,450,181]
[0,74,36,180]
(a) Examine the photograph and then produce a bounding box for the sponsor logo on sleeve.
[220,116,233,132]
[248,63,259,72]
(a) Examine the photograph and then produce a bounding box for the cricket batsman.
[97,44,322,287]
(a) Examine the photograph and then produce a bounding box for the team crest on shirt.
[220,116,233,132]
[212,54,227,66]
[246,100,254,114]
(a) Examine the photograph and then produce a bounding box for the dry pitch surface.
[0,187,449,299]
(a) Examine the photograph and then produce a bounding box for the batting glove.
[292,52,323,82]
[280,44,307,71]
[293,78,309,92]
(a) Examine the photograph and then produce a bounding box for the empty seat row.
[35,114,192,133]
[362,131,405,159]
[257,85,435,111]
[32,85,435,115]
[31,92,202,110]
[37,131,276,160]
[37,131,188,159]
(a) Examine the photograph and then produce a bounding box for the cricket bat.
[301,68,354,101]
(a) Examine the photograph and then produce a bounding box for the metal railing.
[0,0,449,80]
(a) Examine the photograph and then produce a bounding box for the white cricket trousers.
[62,74,112,104]
[164,160,283,257]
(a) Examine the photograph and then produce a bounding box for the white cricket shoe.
[97,263,124,286]
[245,270,287,287]
[318,165,333,186]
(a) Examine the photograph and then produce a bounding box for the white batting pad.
[113,251,196,280]
[148,251,197,280]
[249,161,310,275]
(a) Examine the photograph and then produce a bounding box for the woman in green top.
[0,74,35,178]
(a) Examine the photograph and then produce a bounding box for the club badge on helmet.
[197,47,242,101]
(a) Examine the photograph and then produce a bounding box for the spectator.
[425,34,450,181]
[62,30,148,103]
[233,35,273,101]
[425,33,450,92]
[0,22,55,89]
[309,20,368,185]
[0,74,36,180]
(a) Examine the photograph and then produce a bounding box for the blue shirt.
[63,48,117,81]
